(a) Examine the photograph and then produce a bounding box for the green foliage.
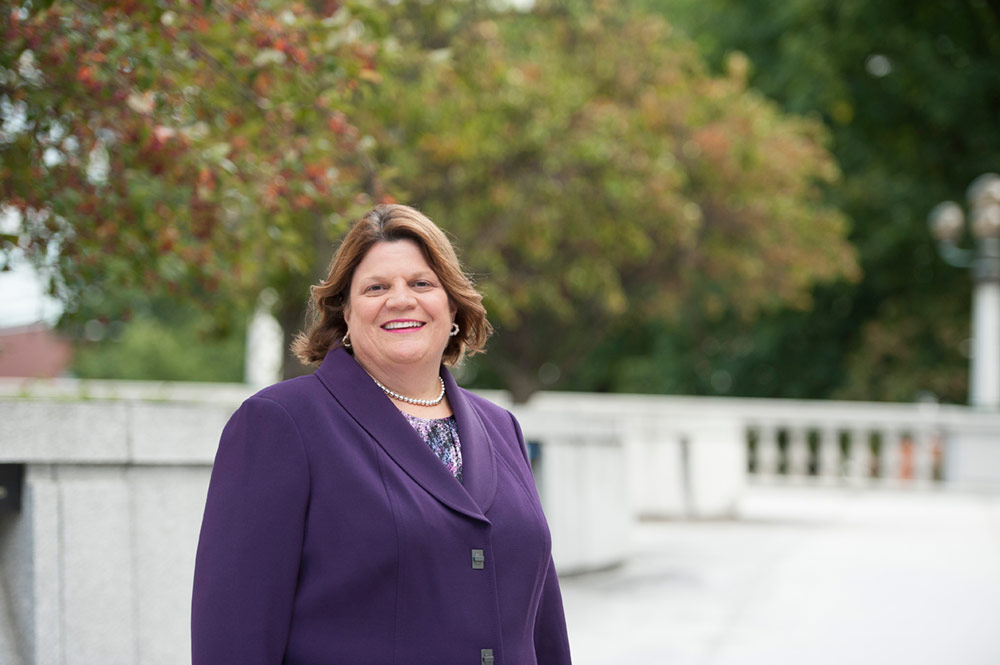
[71,302,245,383]
[365,1,858,399]
[4,0,860,398]
[632,0,998,403]
[2,1,385,339]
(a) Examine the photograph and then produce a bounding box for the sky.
[0,207,63,329]
[0,261,62,328]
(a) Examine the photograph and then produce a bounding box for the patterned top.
[401,412,463,482]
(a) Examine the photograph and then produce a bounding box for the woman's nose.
[386,285,416,308]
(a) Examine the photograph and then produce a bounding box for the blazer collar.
[443,367,498,514]
[315,348,497,521]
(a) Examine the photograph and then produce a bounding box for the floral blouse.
[401,412,463,482]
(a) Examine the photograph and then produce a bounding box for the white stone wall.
[0,382,635,664]
[0,393,230,665]
[514,410,628,574]
[1,378,996,664]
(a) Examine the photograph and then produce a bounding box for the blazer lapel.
[315,348,489,522]
[443,369,497,514]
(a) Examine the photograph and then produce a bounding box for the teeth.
[383,321,423,330]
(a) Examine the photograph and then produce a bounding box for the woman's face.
[344,239,457,377]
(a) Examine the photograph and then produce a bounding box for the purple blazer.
[192,347,572,665]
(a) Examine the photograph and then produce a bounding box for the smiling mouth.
[382,321,425,331]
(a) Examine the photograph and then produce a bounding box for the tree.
[71,296,246,382]
[638,0,1000,403]
[363,1,858,400]
[4,1,859,402]
[1,0,387,376]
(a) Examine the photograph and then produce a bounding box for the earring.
[450,323,460,337]
[342,332,352,349]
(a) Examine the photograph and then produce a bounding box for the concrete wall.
[0,392,234,665]
[0,380,642,665]
[2,378,995,665]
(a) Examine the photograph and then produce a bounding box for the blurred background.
[2,1,1000,664]
[3,0,995,404]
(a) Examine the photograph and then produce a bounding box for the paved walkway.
[560,485,1000,665]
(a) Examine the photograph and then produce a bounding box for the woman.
[192,204,573,665]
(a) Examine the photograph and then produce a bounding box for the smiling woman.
[343,239,458,417]
[292,204,491,369]
[192,204,573,665]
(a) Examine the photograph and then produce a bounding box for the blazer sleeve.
[509,412,574,664]
[191,395,310,665]
[534,556,573,665]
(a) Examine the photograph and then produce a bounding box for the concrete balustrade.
[0,380,634,665]
[516,410,626,574]
[0,389,229,665]
[510,392,749,520]
[1,378,998,665]
[744,403,949,486]
[744,402,1000,488]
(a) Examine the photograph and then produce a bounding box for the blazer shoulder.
[457,387,512,423]
[456,387,526,452]
[252,374,320,403]
[247,372,323,409]
[456,388,537,479]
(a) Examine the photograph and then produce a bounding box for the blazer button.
[481,648,494,665]
[471,549,485,570]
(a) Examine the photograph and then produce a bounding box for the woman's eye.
[364,284,385,293]
[413,280,433,288]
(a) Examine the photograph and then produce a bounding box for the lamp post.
[929,173,1000,409]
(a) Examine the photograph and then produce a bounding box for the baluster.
[881,430,906,485]
[912,428,937,483]
[816,427,842,482]
[755,424,780,477]
[786,426,811,480]
[846,428,873,483]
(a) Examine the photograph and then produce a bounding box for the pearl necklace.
[372,375,446,407]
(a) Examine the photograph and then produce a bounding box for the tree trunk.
[493,359,542,404]
[279,300,313,380]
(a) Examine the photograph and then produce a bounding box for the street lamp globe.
[930,172,1000,410]
[973,205,1000,240]
[968,173,1000,240]
[929,201,965,244]
[968,173,1000,208]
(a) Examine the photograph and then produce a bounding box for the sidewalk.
[559,485,1000,665]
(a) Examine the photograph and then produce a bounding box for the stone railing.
[501,392,1000,518]
[744,400,948,485]
[0,378,634,665]
[724,397,999,489]
[0,380,241,665]
[1,378,998,665]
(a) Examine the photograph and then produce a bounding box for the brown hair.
[292,204,492,367]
